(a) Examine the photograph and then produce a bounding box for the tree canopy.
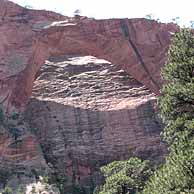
[143,28,194,194]
[94,157,151,194]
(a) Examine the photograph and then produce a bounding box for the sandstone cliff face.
[0,122,51,191]
[0,0,178,193]
[25,55,165,193]
[0,0,178,113]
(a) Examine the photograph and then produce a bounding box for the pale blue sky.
[11,0,194,26]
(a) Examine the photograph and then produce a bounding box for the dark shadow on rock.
[25,97,166,193]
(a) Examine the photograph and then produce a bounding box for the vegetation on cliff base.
[0,27,194,194]
[142,28,194,194]
[94,157,151,194]
[94,29,194,194]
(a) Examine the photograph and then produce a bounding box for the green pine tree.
[142,28,194,194]
[94,157,151,194]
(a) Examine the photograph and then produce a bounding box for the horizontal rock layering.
[0,0,178,113]
[0,0,179,192]
[25,55,166,192]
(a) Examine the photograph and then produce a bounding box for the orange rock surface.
[0,0,178,113]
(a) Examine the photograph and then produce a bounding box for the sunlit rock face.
[25,55,166,193]
[0,0,178,113]
[0,0,179,192]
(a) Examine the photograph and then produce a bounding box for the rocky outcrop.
[0,122,50,192]
[0,0,179,113]
[24,55,166,193]
[0,0,180,192]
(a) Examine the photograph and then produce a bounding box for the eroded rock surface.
[25,55,166,193]
[0,0,178,192]
[0,122,50,192]
[0,0,179,113]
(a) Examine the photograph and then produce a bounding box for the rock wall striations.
[0,0,179,193]
[25,55,165,193]
[0,0,178,113]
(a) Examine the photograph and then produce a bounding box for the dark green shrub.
[0,108,4,124]
[11,113,19,120]
[142,29,194,194]
[8,127,22,141]
[2,187,13,194]
[95,157,151,194]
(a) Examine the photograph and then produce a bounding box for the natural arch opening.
[0,15,178,113]
[0,1,179,192]
[25,54,166,193]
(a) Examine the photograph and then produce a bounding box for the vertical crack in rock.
[120,19,160,90]
[0,1,179,192]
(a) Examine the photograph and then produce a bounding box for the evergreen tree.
[94,157,151,194]
[158,28,194,147]
[142,29,194,194]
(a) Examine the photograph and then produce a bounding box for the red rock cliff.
[25,55,166,193]
[0,0,179,113]
[0,1,181,192]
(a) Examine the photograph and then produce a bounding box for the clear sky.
[11,0,194,26]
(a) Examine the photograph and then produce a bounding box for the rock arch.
[0,0,178,113]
